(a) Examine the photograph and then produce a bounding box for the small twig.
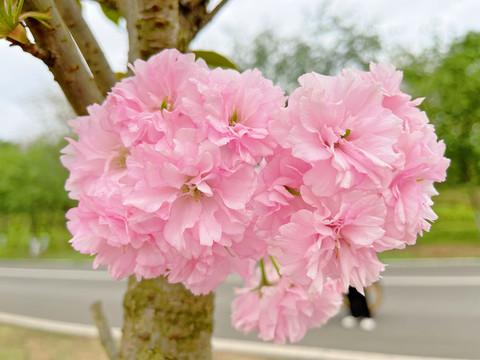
[90,301,119,360]
[198,0,229,30]
[8,38,55,66]
[55,0,117,95]
[180,0,229,45]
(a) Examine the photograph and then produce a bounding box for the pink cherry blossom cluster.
[232,64,449,343]
[61,49,285,294]
[62,49,449,344]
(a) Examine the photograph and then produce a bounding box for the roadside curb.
[0,312,472,360]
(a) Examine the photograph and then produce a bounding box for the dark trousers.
[347,286,371,318]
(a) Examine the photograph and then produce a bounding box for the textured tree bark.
[55,0,117,96]
[24,0,104,115]
[119,277,214,360]
[120,0,180,62]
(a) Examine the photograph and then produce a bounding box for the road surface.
[0,258,479,359]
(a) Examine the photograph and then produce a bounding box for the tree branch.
[55,0,117,96]
[198,0,228,31]
[178,0,230,47]
[23,0,104,115]
[90,301,119,360]
[8,38,55,66]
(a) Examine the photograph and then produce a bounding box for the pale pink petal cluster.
[259,64,449,299]
[231,260,343,344]
[194,68,286,166]
[62,49,285,295]
[245,149,313,255]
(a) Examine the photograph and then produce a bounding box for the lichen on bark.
[119,276,214,360]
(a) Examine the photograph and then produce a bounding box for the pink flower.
[105,50,209,148]
[232,260,343,344]
[247,149,313,251]
[195,68,286,166]
[61,104,128,201]
[272,69,404,195]
[269,63,449,259]
[365,63,450,250]
[271,192,386,293]
[61,49,278,295]
[167,244,255,295]
[65,198,149,280]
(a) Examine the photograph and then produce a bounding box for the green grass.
[420,187,480,245]
[0,324,108,360]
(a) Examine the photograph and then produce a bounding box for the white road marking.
[0,311,472,360]
[0,267,125,282]
[1,267,480,287]
[381,276,480,287]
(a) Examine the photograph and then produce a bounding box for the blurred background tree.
[401,32,480,186]
[233,2,382,92]
[0,139,77,257]
[400,31,480,230]
[0,89,77,258]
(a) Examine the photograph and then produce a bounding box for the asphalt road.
[0,259,479,359]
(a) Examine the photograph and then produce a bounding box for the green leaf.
[192,50,239,70]
[13,0,25,20]
[99,3,121,25]
[5,0,13,17]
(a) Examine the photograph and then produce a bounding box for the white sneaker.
[340,315,357,329]
[359,317,376,331]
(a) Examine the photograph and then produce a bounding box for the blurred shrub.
[402,32,480,186]
[0,140,79,258]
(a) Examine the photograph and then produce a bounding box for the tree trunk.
[119,276,214,360]
[118,2,216,359]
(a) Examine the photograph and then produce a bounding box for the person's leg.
[342,286,376,331]
[347,286,371,318]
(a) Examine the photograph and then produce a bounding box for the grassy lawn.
[0,324,108,360]
[0,324,271,360]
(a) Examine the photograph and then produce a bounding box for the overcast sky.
[1,0,480,143]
